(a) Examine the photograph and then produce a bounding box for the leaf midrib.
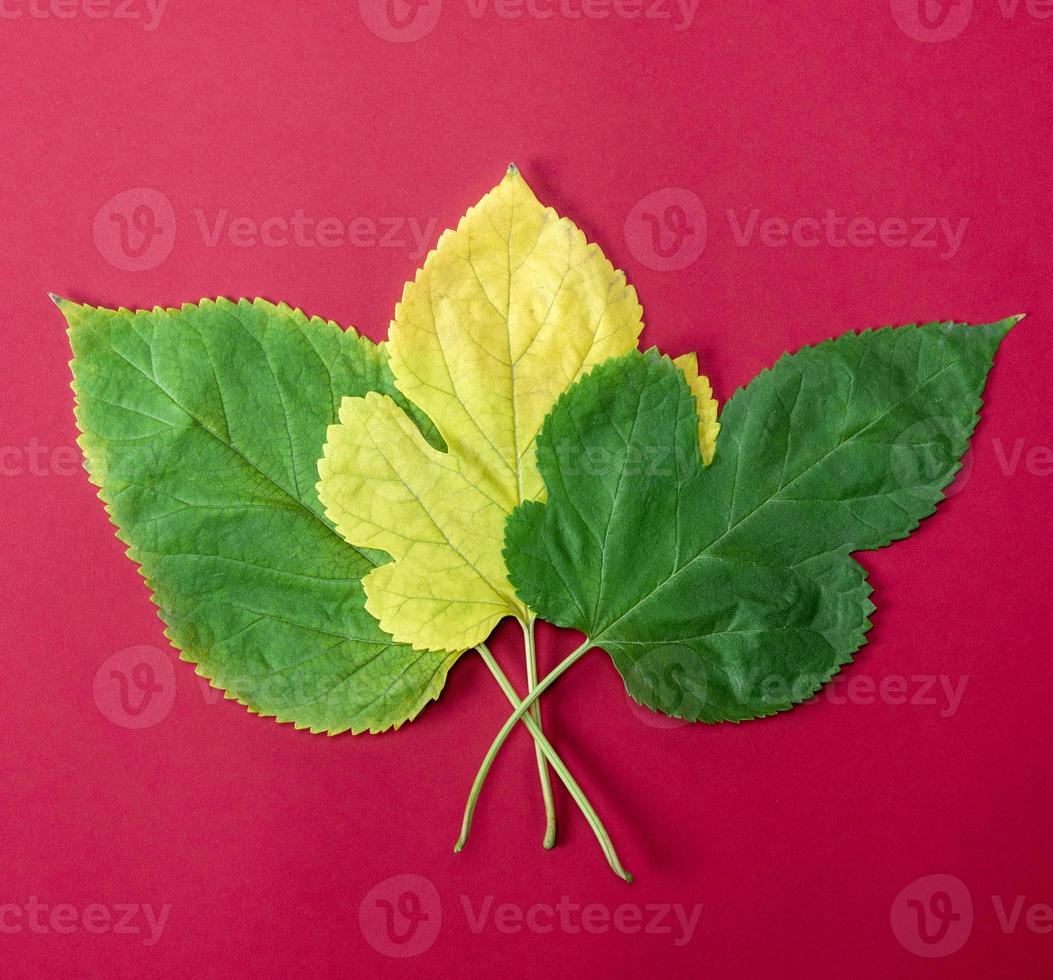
[102,333,380,568]
[591,351,968,645]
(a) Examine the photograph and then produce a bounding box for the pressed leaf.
[506,321,1015,722]
[66,296,457,734]
[318,166,718,653]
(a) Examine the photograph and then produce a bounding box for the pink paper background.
[2,2,1051,977]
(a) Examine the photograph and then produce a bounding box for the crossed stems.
[460,630,631,883]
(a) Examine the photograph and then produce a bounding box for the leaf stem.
[471,642,631,882]
[522,617,557,849]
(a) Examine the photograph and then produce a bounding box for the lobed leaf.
[506,321,1016,722]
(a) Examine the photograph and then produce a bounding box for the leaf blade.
[507,321,1014,722]
[68,297,458,734]
[705,319,1017,562]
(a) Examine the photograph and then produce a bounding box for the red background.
[2,1,1051,977]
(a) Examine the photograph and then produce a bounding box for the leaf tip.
[505,161,519,178]
[986,313,1024,344]
[50,293,85,330]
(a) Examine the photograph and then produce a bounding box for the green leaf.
[66,296,457,734]
[505,321,1016,722]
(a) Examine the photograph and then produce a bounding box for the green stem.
[522,617,557,849]
[471,642,631,883]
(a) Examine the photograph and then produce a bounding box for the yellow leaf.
[674,352,720,465]
[387,164,647,509]
[319,392,514,651]
[318,165,719,652]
